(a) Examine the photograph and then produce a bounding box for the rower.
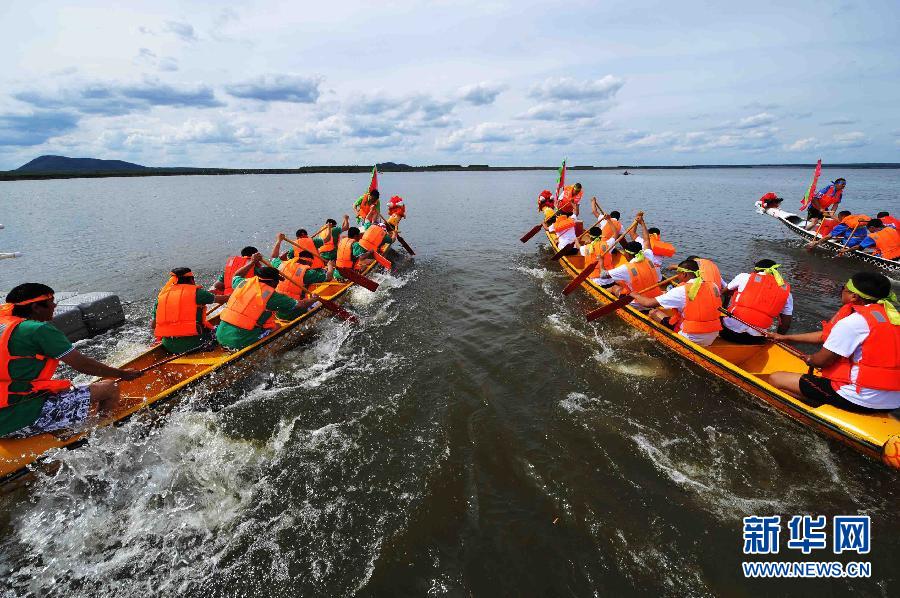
[212,246,260,298]
[215,255,314,351]
[558,183,583,217]
[356,223,396,262]
[857,219,900,260]
[153,268,226,354]
[815,210,845,237]
[630,258,723,346]
[316,216,350,266]
[877,211,900,229]
[805,177,846,230]
[634,220,676,268]
[603,241,662,307]
[577,226,607,279]
[682,255,725,290]
[720,259,793,345]
[810,212,870,249]
[767,271,899,412]
[355,188,380,228]
[1,284,141,439]
[269,235,335,298]
[334,227,368,281]
[279,230,326,268]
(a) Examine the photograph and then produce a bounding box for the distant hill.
[15,155,149,173]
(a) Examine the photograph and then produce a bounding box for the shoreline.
[2,162,898,182]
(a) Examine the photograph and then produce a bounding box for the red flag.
[799,159,822,211]
[369,166,378,192]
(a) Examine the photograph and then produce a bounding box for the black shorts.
[719,325,768,345]
[807,206,824,220]
[797,374,884,413]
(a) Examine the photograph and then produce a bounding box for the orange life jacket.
[727,273,790,329]
[293,237,326,268]
[881,215,900,229]
[869,227,900,260]
[275,259,310,300]
[356,193,376,221]
[679,281,723,334]
[558,185,583,212]
[219,277,277,331]
[336,237,356,269]
[582,239,605,278]
[223,256,251,296]
[626,259,662,297]
[648,233,676,257]
[601,218,622,242]
[316,226,336,253]
[817,187,843,209]
[818,218,839,237]
[696,258,723,290]
[0,304,12,316]
[0,315,71,408]
[358,225,386,252]
[154,282,212,338]
[821,304,900,392]
[554,214,576,235]
[840,214,870,228]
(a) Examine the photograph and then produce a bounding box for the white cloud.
[735,112,776,129]
[832,131,869,147]
[529,76,624,102]
[457,82,506,106]
[164,21,198,42]
[786,137,817,151]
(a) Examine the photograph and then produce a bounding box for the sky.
[1,0,898,169]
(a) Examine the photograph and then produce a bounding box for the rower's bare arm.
[271,233,284,258]
[234,254,261,278]
[61,350,141,380]
[769,330,823,344]
[807,347,841,369]
[631,294,660,308]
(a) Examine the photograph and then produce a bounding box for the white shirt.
[722,273,794,336]
[655,279,719,346]
[823,312,900,410]
[634,236,662,267]
[550,221,577,246]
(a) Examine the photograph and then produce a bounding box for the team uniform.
[215,276,305,350]
[656,278,723,346]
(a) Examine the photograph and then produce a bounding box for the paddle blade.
[585,295,633,321]
[520,224,541,243]
[320,298,358,323]
[397,235,416,255]
[551,243,573,260]
[372,251,392,270]
[337,267,379,291]
[563,263,595,295]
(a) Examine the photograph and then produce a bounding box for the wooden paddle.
[521,206,563,243]
[377,210,415,255]
[585,274,679,321]
[259,257,358,322]
[337,266,379,292]
[562,216,642,295]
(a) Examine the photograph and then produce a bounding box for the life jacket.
[626,259,663,297]
[821,303,854,339]
[358,225,387,252]
[336,237,357,269]
[816,184,843,209]
[356,193,376,222]
[696,258,723,290]
[223,256,251,296]
[727,272,790,329]
[821,304,900,392]
[881,215,900,229]
[387,214,403,228]
[558,185,583,212]
[582,239,605,278]
[648,233,676,257]
[840,214,870,229]
[0,316,72,408]
[219,277,277,331]
[0,304,12,316]
[869,227,900,260]
[316,226,336,253]
[275,259,310,300]
[293,237,326,268]
[818,218,839,237]
[601,218,622,242]
[554,215,576,235]
[679,281,723,334]
[154,282,212,338]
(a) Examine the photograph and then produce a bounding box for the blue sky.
[1,0,898,169]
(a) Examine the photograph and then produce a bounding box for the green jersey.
[215,276,306,350]
[152,287,218,354]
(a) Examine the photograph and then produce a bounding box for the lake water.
[0,169,898,596]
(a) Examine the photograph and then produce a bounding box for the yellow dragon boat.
[543,228,900,469]
[0,248,392,487]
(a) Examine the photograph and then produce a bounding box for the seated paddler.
[720,259,793,345]
[1,283,141,439]
[153,268,226,354]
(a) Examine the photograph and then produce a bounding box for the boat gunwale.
[544,228,898,463]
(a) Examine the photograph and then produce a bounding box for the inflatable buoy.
[883,435,900,469]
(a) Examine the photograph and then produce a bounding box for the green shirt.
[215,276,306,350]
[152,287,217,354]
[269,258,329,285]
[318,226,343,259]
[0,320,74,436]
